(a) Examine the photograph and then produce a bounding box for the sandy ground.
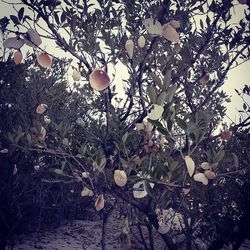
[8,207,250,250]
[12,220,105,250]
[10,209,166,250]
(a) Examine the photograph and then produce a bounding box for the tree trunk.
[101,206,114,250]
[114,190,178,250]
[147,223,155,250]
[146,209,178,250]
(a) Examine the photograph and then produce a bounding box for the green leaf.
[180,47,192,64]
[194,129,204,143]
[144,180,154,198]
[96,149,104,166]
[61,12,67,23]
[69,15,77,32]
[243,103,247,111]
[99,157,107,170]
[200,19,204,29]
[54,12,60,25]
[54,169,64,175]
[18,7,24,22]
[157,127,175,144]
[232,153,239,169]
[169,161,179,172]
[206,15,211,26]
[26,133,32,144]
[113,141,121,151]
[8,132,15,143]
[153,165,168,179]
[128,175,142,184]
[61,161,66,171]
[166,85,177,102]
[215,150,225,162]
[147,118,163,128]
[122,132,128,143]
[62,138,69,146]
[157,126,169,136]
[10,15,20,26]
[157,91,167,105]
[14,125,24,144]
[162,102,173,121]
[147,86,157,104]
[78,144,87,156]
[175,116,187,130]
[163,69,171,90]
[149,72,163,89]
[167,119,173,131]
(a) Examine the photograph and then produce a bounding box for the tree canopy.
[0,0,250,249]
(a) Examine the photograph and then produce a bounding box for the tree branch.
[21,0,92,75]
[201,43,249,107]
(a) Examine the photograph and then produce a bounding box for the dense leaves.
[0,0,250,249]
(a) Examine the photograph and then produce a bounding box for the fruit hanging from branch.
[72,68,81,81]
[95,194,105,211]
[138,35,146,48]
[125,39,134,59]
[200,73,210,84]
[37,52,52,68]
[13,50,23,64]
[114,170,128,187]
[220,129,232,140]
[89,68,111,91]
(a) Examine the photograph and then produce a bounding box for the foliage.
[0,0,250,249]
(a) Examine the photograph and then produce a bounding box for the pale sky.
[0,0,249,126]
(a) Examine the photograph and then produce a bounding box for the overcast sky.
[0,0,249,125]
